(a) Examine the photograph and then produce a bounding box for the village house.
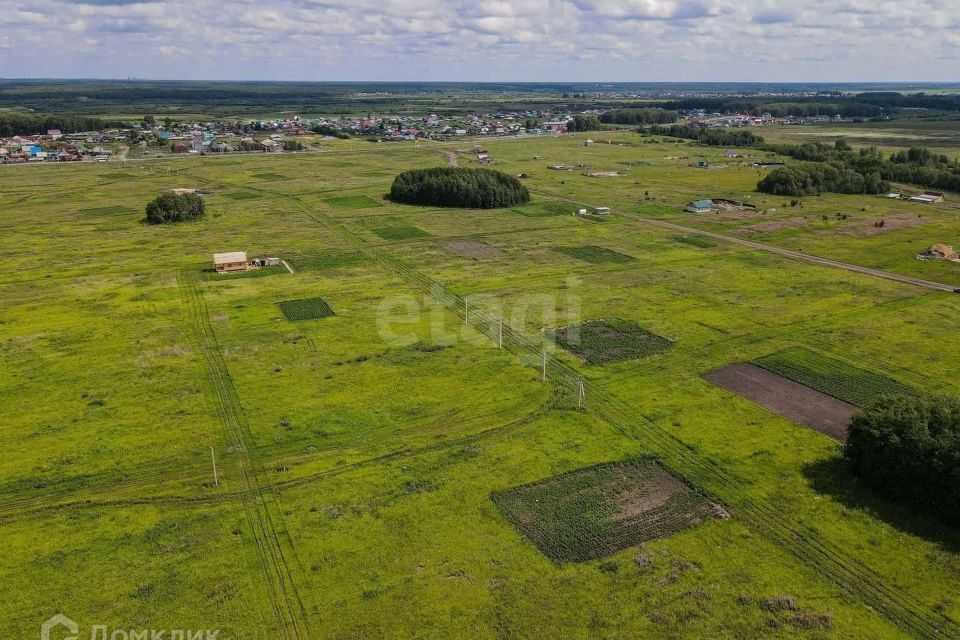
[686,200,713,213]
[908,191,945,204]
[213,252,249,274]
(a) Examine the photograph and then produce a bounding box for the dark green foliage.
[756,162,881,196]
[0,112,126,137]
[553,245,634,264]
[844,394,960,524]
[373,226,430,240]
[548,319,672,364]
[324,195,382,209]
[647,124,764,147]
[600,109,678,125]
[277,297,335,321]
[752,347,914,407]
[282,139,304,151]
[312,125,351,139]
[144,192,205,224]
[566,114,603,132]
[491,460,719,562]
[389,167,530,209]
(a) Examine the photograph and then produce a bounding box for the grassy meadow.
[1,132,959,639]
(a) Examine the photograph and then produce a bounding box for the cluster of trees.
[312,125,351,139]
[566,114,603,132]
[145,192,205,224]
[646,124,765,147]
[757,139,960,195]
[0,113,124,137]
[845,394,960,525]
[389,167,530,209]
[599,108,678,125]
[757,162,889,196]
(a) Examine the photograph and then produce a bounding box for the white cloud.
[0,0,955,80]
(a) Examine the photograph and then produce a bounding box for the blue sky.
[1,0,958,81]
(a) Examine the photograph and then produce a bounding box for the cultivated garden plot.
[491,459,726,562]
[751,347,914,407]
[703,363,858,440]
[547,319,673,365]
[277,296,336,321]
[553,245,634,264]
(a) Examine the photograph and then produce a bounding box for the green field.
[2,132,960,639]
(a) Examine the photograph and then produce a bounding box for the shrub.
[389,167,530,209]
[844,394,960,524]
[144,192,205,224]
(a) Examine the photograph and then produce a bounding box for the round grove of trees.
[389,167,530,209]
[145,192,206,224]
[845,394,960,524]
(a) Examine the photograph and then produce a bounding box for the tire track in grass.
[178,272,310,640]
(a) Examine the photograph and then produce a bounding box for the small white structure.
[213,251,248,274]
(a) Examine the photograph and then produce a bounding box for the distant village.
[0,106,887,164]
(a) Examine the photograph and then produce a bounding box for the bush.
[844,394,960,524]
[389,167,530,209]
[144,192,205,224]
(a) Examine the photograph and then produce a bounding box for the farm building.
[213,251,249,274]
[261,139,282,153]
[686,200,713,213]
[908,191,945,204]
[724,149,740,158]
[592,207,611,215]
[917,244,960,262]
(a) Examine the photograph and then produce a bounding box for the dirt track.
[703,363,857,440]
[530,188,959,293]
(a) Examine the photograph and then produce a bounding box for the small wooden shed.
[213,251,248,273]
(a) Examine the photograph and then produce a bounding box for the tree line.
[0,113,126,137]
[389,167,530,209]
[599,108,678,125]
[646,124,765,147]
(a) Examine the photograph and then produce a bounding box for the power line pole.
[498,319,503,350]
[210,446,219,487]
[542,350,547,381]
[577,378,585,409]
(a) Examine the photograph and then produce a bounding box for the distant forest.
[0,113,125,137]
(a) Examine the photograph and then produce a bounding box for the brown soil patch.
[703,363,856,440]
[445,240,504,260]
[837,213,929,237]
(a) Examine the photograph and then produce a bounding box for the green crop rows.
[373,225,431,240]
[205,265,289,281]
[491,459,721,562]
[553,245,634,264]
[548,319,673,364]
[324,195,383,209]
[752,347,915,406]
[276,297,335,321]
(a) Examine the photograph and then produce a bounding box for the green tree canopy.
[389,167,530,209]
[845,394,960,524]
[144,192,205,224]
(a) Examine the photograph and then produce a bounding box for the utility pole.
[542,350,547,381]
[210,446,219,487]
[464,298,468,324]
[577,379,585,408]
[498,319,503,350]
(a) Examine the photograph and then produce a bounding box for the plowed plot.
[703,363,857,440]
[492,460,724,562]
[553,245,634,264]
[548,319,672,364]
[445,240,504,260]
[277,297,335,321]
